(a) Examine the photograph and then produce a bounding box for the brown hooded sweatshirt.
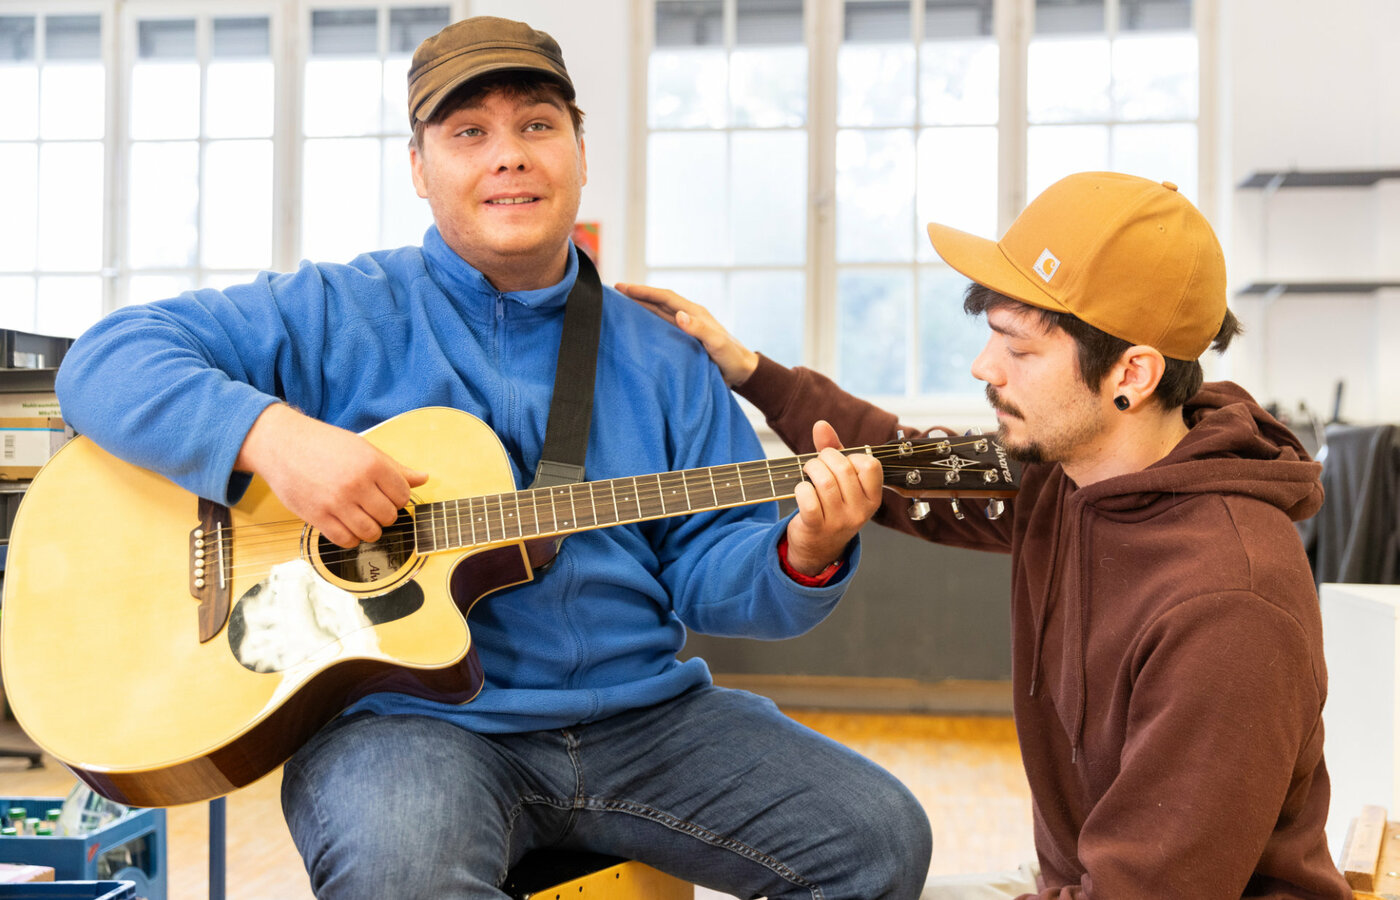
[738,356,1351,900]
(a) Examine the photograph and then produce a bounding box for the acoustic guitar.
[0,406,1018,807]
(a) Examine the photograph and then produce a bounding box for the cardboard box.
[0,419,70,481]
[0,866,54,883]
[0,395,61,419]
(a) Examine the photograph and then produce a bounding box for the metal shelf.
[1238,169,1400,189]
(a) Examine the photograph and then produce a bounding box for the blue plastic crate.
[0,798,163,900]
[0,883,136,900]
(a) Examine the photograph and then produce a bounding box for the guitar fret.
[655,474,666,515]
[608,480,620,525]
[512,493,523,540]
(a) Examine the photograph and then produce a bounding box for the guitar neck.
[413,452,827,554]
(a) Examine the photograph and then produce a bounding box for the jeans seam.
[579,796,822,900]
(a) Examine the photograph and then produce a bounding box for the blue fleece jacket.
[55,227,857,732]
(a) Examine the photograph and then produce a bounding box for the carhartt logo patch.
[1034,249,1060,283]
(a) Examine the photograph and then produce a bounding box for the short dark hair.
[962,282,1243,410]
[409,71,585,152]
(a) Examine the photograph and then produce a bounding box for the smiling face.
[410,85,586,292]
[971,305,1112,466]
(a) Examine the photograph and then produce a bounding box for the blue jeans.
[281,685,932,899]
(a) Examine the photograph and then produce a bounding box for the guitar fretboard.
[412,456,814,553]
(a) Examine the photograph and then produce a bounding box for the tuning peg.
[984,499,1005,520]
[949,498,966,521]
[908,499,930,521]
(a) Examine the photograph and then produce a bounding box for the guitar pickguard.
[227,514,426,674]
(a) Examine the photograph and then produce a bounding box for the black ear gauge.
[1114,395,1130,411]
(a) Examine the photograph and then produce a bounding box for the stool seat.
[503,849,693,899]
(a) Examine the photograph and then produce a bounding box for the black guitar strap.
[528,246,603,489]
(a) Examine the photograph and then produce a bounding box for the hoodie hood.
[1078,380,1323,520]
[1030,381,1323,761]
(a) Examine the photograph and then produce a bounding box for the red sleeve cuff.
[777,535,843,587]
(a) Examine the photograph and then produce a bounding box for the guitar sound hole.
[317,507,416,588]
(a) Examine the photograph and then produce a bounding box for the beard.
[986,384,1104,465]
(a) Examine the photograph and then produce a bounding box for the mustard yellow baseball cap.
[926,171,1227,360]
[408,16,574,127]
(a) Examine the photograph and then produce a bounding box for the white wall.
[1223,0,1400,425]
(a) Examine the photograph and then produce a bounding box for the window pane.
[203,140,273,269]
[836,129,915,262]
[1027,37,1111,122]
[925,0,993,38]
[39,62,103,139]
[846,0,911,41]
[0,67,38,140]
[1122,0,1192,31]
[36,275,102,337]
[838,43,915,127]
[305,59,384,137]
[1110,122,1197,199]
[302,138,381,263]
[130,61,200,140]
[737,0,803,44]
[918,126,998,255]
[382,56,412,134]
[731,131,807,265]
[127,274,195,306]
[311,9,378,55]
[1026,123,1109,200]
[207,60,274,138]
[38,142,102,271]
[0,16,36,61]
[213,16,270,57]
[730,46,806,128]
[128,142,199,269]
[382,137,432,248]
[1035,0,1104,34]
[137,19,195,59]
[1113,32,1197,120]
[387,6,450,54]
[0,277,36,332]
[0,144,38,269]
[920,39,998,126]
[731,270,804,369]
[648,48,727,129]
[656,0,723,46]
[46,15,101,60]
[838,268,912,394]
[646,131,727,266]
[919,268,984,393]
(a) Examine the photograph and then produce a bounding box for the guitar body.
[0,407,532,807]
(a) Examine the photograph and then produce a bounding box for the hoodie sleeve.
[53,271,315,505]
[1021,592,1332,900]
[737,353,1016,554]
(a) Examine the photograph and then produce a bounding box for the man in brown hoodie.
[620,171,1352,899]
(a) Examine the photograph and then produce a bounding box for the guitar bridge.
[191,498,233,643]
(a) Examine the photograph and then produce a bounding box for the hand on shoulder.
[615,282,760,387]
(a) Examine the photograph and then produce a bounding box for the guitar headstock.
[878,433,1020,500]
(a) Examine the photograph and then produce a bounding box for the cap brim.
[414,62,575,123]
[925,222,1072,317]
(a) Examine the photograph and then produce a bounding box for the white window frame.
[629,0,1220,423]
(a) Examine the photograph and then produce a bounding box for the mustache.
[986,385,1023,419]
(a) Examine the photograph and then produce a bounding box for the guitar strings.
[192,438,1010,578]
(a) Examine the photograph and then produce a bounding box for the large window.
[0,1,453,340]
[0,11,106,336]
[641,0,1204,409]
